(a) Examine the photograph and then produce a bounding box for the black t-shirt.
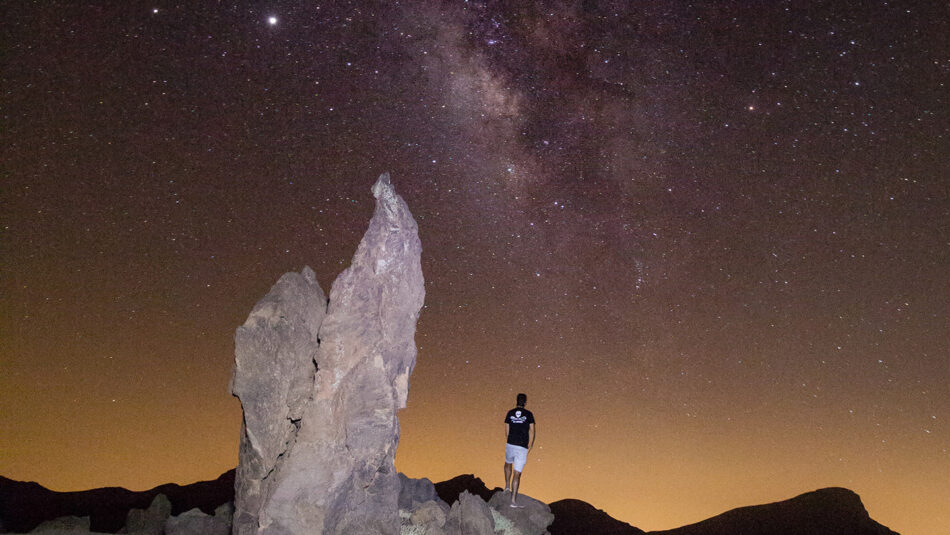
[504,407,535,448]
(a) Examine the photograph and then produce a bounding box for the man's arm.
[505,423,509,442]
[528,422,535,450]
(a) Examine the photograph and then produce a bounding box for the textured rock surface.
[488,491,554,535]
[410,500,448,528]
[399,473,445,511]
[443,491,496,535]
[230,263,327,535]
[231,173,425,535]
[165,508,229,535]
[213,502,234,528]
[121,494,171,535]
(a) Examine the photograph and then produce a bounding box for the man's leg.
[504,462,513,491]
[510,470,522,506]
[510,446,527,506]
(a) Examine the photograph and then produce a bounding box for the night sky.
[2,1,948,533]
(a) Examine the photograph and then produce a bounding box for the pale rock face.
[231,173,425,535]
[230,266,327,535]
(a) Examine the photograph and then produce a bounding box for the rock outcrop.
[230,267,328,534]
[488,491,554,535]
[165,505,231,535]
[0,473,904,535]
[121,494,171,534]
[399,473,446,511]
[231,173,425,535]
[409,501,449,531]
[443,491,496,535]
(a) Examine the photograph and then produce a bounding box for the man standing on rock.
[504,392,535,508]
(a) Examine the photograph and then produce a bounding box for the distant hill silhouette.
[647,487,899,535]
[549,498,646,535]
[0,472,898,535]
[0,471,233,533]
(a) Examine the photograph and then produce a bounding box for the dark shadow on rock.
[434,475,496,505]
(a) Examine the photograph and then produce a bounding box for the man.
[503,392,535,507]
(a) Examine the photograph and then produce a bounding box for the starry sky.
[2,1,947,533]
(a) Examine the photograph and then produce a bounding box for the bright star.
[267,16,278,25]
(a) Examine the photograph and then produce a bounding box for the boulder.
[443,491,495,535]
[410,500,448,528]
[165,508,229,535]
[121,493,171,535]
[488,510,522,535]
[231,173,425,535]
[488,491,554,535]
[400,473,445,511]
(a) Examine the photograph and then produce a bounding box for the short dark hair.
[516,393,527,407]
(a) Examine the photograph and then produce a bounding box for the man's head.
[516,393,527,407]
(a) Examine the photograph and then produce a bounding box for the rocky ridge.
[0,472,900,535]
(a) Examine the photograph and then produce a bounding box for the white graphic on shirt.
[509,410,528,424]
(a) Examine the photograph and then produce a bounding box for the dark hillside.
[648,487,899,535]
[0,471,233,533]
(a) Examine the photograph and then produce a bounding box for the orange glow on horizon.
[3,336,946,535]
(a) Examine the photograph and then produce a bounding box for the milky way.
[2,2,947,533]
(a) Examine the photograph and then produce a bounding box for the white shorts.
[505,443,529,472]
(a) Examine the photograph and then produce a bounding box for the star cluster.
[1,2,947,533]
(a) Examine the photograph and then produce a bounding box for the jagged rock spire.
[231,173,424,535]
